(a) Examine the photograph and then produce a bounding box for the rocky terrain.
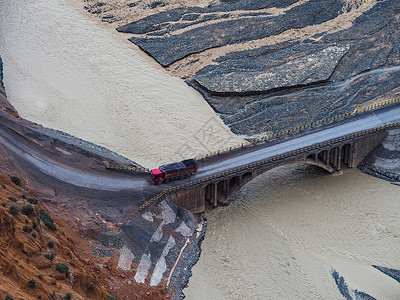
[360,129,400,182]
[0,169,170,300]
[82,0,400,137]
[1,0,400,299]
[80,0,400,182]
[0,57,206,299]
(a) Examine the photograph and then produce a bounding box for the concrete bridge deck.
[142,103,400,213]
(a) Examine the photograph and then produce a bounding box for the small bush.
[28,198,38,205]
[32,232,37,238]
[2,202,7,207]
[21,194,26,199]
[8,196,16,202]
[10,176,21,186]
[5,296,14,300]
[28,279,36,288]
[65,293,72,300]
[23,225,33,233]
[47,240,55,248]
[48,274,54,278]
[39,274,43,279]
[22,205,34,216]
[87,282,95,291]
[39,209,56,231]
[106,296,117,300]
[9,205,19,215]
[55,263,69,274]
[44,253,56,261]
[1,184,5,189]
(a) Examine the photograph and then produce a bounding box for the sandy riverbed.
[0,0,243,168]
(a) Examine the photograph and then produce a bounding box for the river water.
[1,0,400,299]
[185,165,400,300]
[0,0,243,169]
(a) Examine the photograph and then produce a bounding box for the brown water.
[0,0,243,169]
[1,1,399,299]
[184,165,400,300]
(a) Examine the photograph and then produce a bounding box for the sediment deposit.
[113,0,400,137]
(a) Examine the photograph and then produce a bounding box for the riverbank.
[1,0,400,299]
[0,0,243,169]
[0,57,206,299]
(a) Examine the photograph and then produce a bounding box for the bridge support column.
[213,182,218,208]
[326,150,330,166]
[337,146,342,171]
[225,180,230,198]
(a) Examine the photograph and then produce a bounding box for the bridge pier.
[169,130,388,214]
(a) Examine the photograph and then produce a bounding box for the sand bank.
[0,0,243,168]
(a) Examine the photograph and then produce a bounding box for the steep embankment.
[0,56,18,118]
[0,53,203,300]
[0,169,168,300]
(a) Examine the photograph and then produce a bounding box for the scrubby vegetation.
[9,205,19,215]
[39,209,56,231]
[10,176,21,186]
[22,225,33,233]
[44,253,56,261]
[21,204,34,216]
[28,197,38,205]
[55,263,69,274]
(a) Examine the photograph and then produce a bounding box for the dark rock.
[149,1,166,9]
[118,0,400,137]
[127,2,140,8]
[194,44,349,93]
[372,265,400,283]
[360,129,400,180]
[125,0,345,66]
[331,269,377,300]
[0,55,3,89]
[331,269,352,300]
[102,14,122,23]
[84,2,107,15]
[354,290,377,300]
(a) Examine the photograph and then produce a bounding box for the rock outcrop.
[360,128,400,182]
[117,0,400,136]
[0,55,19,118]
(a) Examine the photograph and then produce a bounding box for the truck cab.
[150,168,164,184]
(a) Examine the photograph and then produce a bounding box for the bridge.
[0,83,399,217]
[138,99,400,214]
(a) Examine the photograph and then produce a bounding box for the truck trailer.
[150,159,198,184]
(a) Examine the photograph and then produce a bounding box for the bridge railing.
[194,96,400,162]
[139,119,400,211]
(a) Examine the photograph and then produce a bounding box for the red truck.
[150,159,198,184]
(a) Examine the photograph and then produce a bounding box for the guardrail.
[139,120,400,211]
[106,163,150,173]
[36,126,146,169]
[194,96,400,161]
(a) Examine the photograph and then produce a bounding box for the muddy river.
[1,0,399,299]
[185,166,400,300]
